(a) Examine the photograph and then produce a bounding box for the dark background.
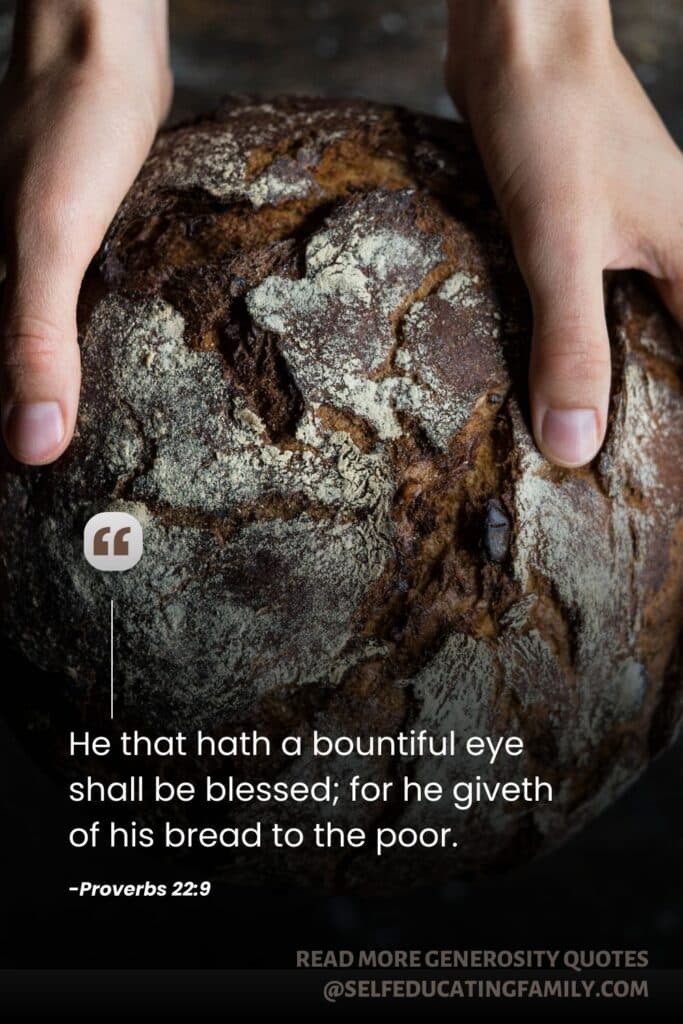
[0,0,682,970]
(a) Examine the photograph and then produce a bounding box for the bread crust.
[1,97,682,886]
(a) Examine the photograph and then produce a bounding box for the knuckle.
[533,340,611,385]
[2,317,63,377]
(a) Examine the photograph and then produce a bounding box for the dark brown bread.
[1,97,682,887]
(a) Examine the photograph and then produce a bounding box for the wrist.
[8,0,171,116]
[446,0,615,116]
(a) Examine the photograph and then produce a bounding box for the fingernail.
[3,401,64,462]
[541,408,598,467]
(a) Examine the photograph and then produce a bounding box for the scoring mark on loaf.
[81,293,397,523]
[247,189,444,441]
[123,99,389,210]
[246,189,506,450]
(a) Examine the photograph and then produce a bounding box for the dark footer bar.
[0,970,681,1016]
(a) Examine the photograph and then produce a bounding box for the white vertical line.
[110,599,114,720]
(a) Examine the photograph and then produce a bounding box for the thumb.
[1,219,86,465]
[519,228,611,468]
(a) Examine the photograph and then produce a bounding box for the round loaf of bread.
[1,98,682,887]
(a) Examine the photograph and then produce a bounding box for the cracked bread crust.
[1,97,682,888]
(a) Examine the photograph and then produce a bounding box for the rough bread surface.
[1,97,682,887]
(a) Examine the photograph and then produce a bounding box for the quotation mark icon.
[84,512,143,571]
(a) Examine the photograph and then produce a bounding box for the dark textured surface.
[0,0,681,967]
[3,97,682,893]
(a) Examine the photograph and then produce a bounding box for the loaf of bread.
[1,98,682,887]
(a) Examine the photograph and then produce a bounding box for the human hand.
[0,0,172,465]
[446,0,683,467]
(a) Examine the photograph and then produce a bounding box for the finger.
[0,80,158,465]
[515,221,610,468]
[0,215,86,464]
